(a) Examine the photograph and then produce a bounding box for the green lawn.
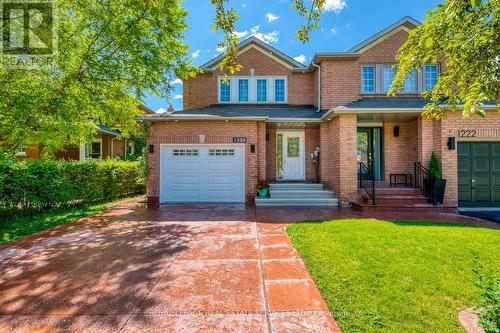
[0,197,137,244]
[287,219,500,333]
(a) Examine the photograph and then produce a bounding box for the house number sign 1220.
[233,137,247,143]
[458,130,477,138]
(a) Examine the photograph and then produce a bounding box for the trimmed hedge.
[0,160,145,217]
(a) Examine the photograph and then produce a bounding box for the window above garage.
[361,64,438,94]
[218,76,287,104]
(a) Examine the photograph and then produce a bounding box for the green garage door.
[458,142,500,207]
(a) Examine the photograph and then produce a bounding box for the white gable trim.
[209,44,298,71]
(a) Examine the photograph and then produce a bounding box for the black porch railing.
[414,161,434,202]
[358,162,375,205]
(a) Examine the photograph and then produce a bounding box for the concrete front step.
[374,188,423,195]
[352,202,457,213]
[270,189,336,199]
[255,197,339,207]
[269,183,324,190]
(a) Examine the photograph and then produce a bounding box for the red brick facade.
[146,20,499,207]
[183,46,314,110]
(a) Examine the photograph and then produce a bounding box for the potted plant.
[256,180,270,198]
[428,152,447,205]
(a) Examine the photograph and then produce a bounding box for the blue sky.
[144,0,443,112]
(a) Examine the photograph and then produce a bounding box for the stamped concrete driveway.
[0,200,341,333]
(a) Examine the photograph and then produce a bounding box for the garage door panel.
[473,159,490,172]
[474,174,491,186]
[207,161,240,172]
[472,189,491,203]
[457,158,471,172]
[207,176,240,185]
[458,173,471,186]
[472,143,490,155]
[160,145,244,203]
[167,176,202,186]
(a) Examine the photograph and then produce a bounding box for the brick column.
[147,124,160,204]
[257,121,267,181]
[417,116,434,166]
[321,114,358,205]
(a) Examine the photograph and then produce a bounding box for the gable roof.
[347,16,420,52]
[200,36,307,71]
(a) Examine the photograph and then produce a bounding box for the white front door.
[282,132,305,180]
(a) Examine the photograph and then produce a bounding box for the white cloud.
[330,27,337,34]
[265,13,280,22]
[174,94,183,99]
[215,45,226,53]
[234,30,249,38]
[191,50,200,58]
[156,108,166,113]
[170,78,182,85]
[323,0,347,13]
[294,54,307,64]
[249,25,279,44]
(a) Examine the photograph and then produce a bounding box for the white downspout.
[312,61,321,112]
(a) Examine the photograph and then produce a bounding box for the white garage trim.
[159,144,246,203]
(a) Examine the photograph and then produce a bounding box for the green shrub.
[474,260,500,333]
[428,151,443,179]
[0,160,145,218]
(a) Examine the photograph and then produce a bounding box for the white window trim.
[16,145,27,157]
[218,76,287,104]
[81,138,102,161]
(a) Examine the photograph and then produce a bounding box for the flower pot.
[257,187,269,198]
[432,178,446,205]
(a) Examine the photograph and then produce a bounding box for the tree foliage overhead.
[390,0,499,118]
[0,0,198,156]
[211,0,328,75]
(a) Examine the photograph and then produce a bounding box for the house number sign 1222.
[233,137,247,143]
[458,130,477,138]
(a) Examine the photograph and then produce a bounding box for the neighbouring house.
[16,104,154,161]
[140,16,499,210]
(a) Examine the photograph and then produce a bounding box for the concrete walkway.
[0,200,340,333]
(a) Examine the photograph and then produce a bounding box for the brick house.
[141,17,499,209]
[17,105,153,161]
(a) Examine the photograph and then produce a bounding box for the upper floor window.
[383,65,397,92]
[361,66,375,93]
[274,79,285,102]
[424,65,437,90]
[257,79,267,102]
[403,69,417,93]
[218,76,286,103]
[361,64,438,94]
[220,79,231,102]
[238,79,249,102]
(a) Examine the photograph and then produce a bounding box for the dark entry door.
[458,142,500,207]
[357,128,383,180]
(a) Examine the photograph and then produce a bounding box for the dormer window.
[218,76,287,103]
[361,64,438,94]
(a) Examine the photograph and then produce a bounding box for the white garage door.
[160,145,245,203]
